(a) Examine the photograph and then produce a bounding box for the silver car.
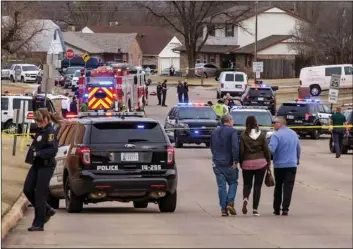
[195,63,218,78]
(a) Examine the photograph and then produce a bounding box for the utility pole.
[254,1,258,82]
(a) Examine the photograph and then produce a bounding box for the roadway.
[3,87,352,248]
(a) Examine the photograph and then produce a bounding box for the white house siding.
[237,8,304,47]
[258,43,297,55]
[158,36,182,73]
[48,30,65,55]
[202,26,238,45]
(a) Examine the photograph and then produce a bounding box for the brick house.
[62,32,142,66]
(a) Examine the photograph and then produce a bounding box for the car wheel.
[158,191,177,213]
[174,133,183,148]
[10,75,15,83]
[310,129,320,139]
[329,137,335,153]
[310,85,321,96]
[133,201,148,208]
[205,142,210,148]
[64,177,83,213]
[5,121,17,134]
[47,193,60,209]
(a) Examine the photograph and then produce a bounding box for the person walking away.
[161,80,168,106]
[23,108,60,231]
[156,82,162,105]
[239,116,271,216]
[210,114,240,216]
[213,99,228,118]
[329,107,348,158]
[70,96,78,115]
[177,81,184,103]
[183,80,189,103]
[269,116,301,216]
[61,93,70,118]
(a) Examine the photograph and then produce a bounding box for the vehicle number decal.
[141,164,161,171]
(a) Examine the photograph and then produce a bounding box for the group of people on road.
[210,114,301,217]
[61,93,79,117]
[176,80,189,103]
[210,93,240,117]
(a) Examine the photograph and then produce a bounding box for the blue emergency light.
[137,125,145,129]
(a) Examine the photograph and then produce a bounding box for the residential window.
[207,25,215,36]
[225,25,234,37]
[210,55,215,64]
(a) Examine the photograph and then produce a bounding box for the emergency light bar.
[72,111,145,118]
[295,98,320,102]
[231,106,269,110]
[177,102,206,106]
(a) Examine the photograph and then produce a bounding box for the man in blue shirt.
[210,114,239,216]
[269,116,301,216]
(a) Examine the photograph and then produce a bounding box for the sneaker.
[45,208,56,223]
[273,210,280,216]
[242,199,248,215]
[28,226,44,232]
[221,210,229,216]
[226,202,237,215]
[253,210,260,216]
[282,210,288,216]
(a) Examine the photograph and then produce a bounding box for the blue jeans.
[333,130,344,156]
[213,166,239,211]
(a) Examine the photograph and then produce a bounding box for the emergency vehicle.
[77,65,147,112]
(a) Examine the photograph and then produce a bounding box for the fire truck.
[77,65,147,112]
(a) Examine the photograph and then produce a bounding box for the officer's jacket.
[25,124,58,167]
[183,82,189,93]
[157,85,162,94]
[161,83,167,92]
[213,104,227,117]
[177,83,184,94]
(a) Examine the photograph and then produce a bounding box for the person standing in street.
[183,80,189,103]
[177,81,184,103]
[23,108,60,231]
[70,96,78,115]
[156,82,162,105]
[225,93,235,110]
[161,80,168,107]
[329,107,348,158]
[269,116,301,216]
[210,114,239,216]
[239,116,271,216]
[61,92,70,118]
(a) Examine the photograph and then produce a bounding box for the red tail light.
[167,146,175,164]
[221,83,224,88]
[76,146,91,166]
[26,112,34,120]
[305,113,312,121]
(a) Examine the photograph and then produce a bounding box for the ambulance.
[77,64,147,112]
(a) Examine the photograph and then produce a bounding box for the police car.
[277,98,332,139]
[164,103,219,148]
[48,111,178,213]
[229,106,274,141]
[240,83,277,115]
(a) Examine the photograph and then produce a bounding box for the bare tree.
[292,2,352,64]
[140,1,252,76]
[1,2,46,55]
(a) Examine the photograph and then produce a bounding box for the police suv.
[48,112,178,213]
[164,103,219,148]
[229,106,274,141]
[240,83,277,115]
[277,99,332,139]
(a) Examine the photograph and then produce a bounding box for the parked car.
[195,63,218,78]
[70,70,81,90]
[63,66,84,88]
[9,64,39,83]
[55,70,66,86]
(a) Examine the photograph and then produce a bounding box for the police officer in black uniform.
[24,108,60,231]
[183,80,189,103]
[161,80,168,106]
[156,82,162,105]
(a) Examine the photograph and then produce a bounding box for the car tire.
[10,75,15,82]
[158,191,177,213]
[174,133,183,148]
[133,201,148,208]
[4,120,17,134]
[310,129,320,140]
[310,85,321,96]
[64,177,83,213]
[47,193,60,209]
[205,142,210,148]
[329,137,335,153]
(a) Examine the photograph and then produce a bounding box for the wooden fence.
[258,59,296,79]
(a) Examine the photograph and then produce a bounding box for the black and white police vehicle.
[164,103,219,148]
[277,98,332,139]
[48,112,178,213]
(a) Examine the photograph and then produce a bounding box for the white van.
[299,64,353,96]
[215,71,248,98]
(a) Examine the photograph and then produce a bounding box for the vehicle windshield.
[248,88,273,97]
[22,65,38,71]
[90,122,166,144]
[230,111,272,126]
[66,67,83,74]
[195,63,204,68]
[73,71,81,77]
[179,107,217,120]
[277,103,310,115]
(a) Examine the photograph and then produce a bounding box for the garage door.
[159,58,171,74]
[171,58,180,70]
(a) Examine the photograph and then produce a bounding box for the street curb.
[1,194,29,240]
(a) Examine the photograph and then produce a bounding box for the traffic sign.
[66,49,74,60]
[82,52,90,63]
[328,74,341,104]
[253,61,263,73]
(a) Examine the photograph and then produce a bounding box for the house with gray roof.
[62,32,142,66]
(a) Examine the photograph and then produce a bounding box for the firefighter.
[213,99,228,117]
[23,108,60,231]
[156,82,162,105]
[161,80,168,106]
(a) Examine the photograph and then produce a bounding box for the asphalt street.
[3,87,352,248]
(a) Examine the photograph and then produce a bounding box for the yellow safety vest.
[213,104,226,117]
